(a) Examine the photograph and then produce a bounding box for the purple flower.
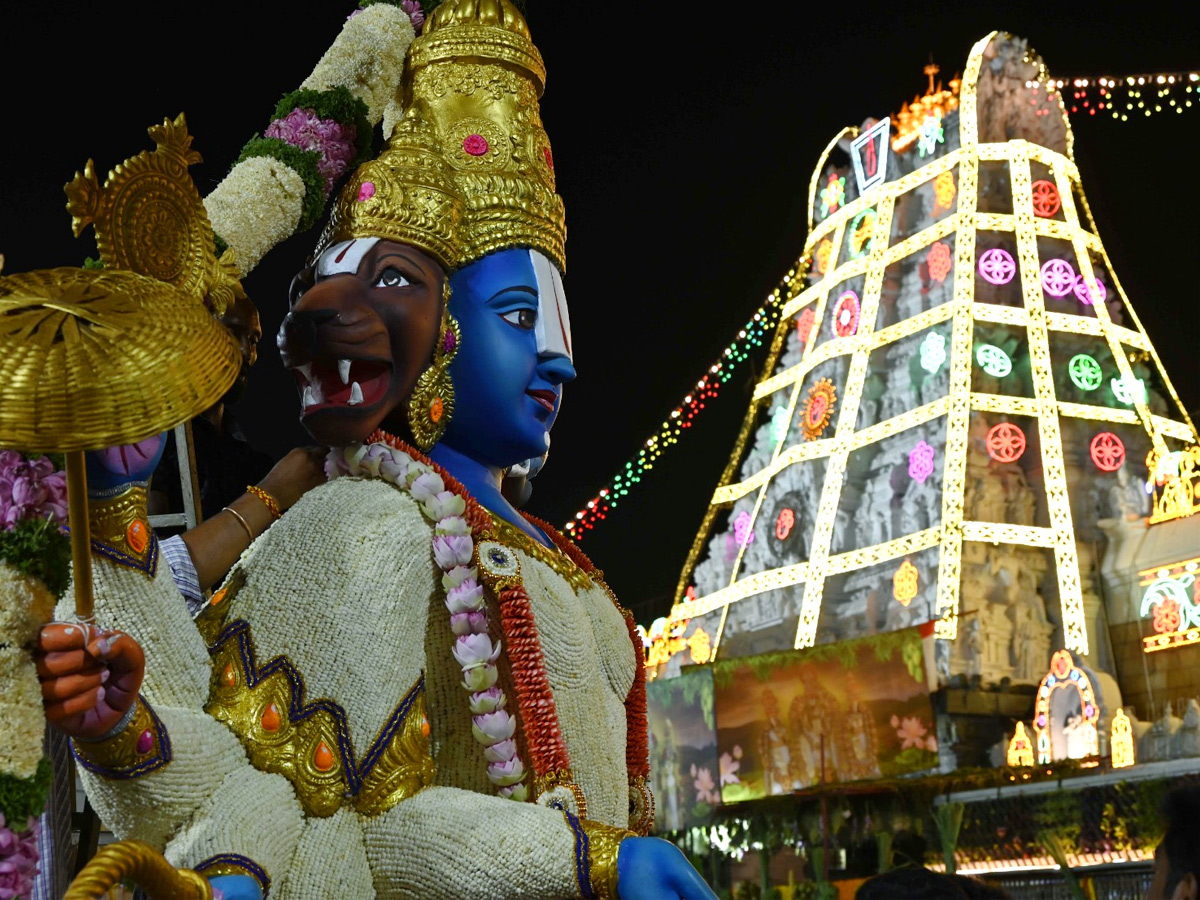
[468,686,506,714]
[472,709,516,745]
[433,534,473,569]
[461,663,498,692]
[0,453,68,529]
[452,633,499,669]
[450,611,487,635]
[487,756,525,786]
[401,0,425,31]
[484,738,518,762]
[0,815,40,900]
[265,109,358,194]
[445,579,484,614]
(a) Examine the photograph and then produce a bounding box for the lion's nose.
[277,308,339,360]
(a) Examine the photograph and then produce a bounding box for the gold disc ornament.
[0,266,241,452]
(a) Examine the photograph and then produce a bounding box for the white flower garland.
[327,442,530,800]
[0,562,54,780]
[203,3,416,275]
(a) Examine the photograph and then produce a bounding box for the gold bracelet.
[245,484,282,520]
[222,506,255,543]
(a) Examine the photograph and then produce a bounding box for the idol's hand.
[85,433,168,493]
[256,446,328,512]
[34,623,144,739]
[208,874,263,900]
[617,837,718,900]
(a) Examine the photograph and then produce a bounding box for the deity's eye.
[374,266,410,289]
[501,308,538,330]
[288,267,315,308]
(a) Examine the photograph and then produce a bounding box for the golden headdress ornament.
[64,114,246,316]
[319,0,566,273]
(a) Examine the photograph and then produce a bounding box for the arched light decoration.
[909,440,936,483]
[1007,721,1035,767]
[977,248,1016,285]
[1139,561,1200,653]
[1040,258,1077,297]
[975,343,1013,377]
[832,290,861,337]
[1089,432,1125,471]
[1110,709,1135,768]
[1033,649,1101,764]
[986,422,1026,463]
[1068,353,1103,391]
[920,332,948,374]
[893,559,919,605]
[801,378,837,440]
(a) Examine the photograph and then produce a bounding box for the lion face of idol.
[277,238,444,447]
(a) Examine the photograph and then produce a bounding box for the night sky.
[1,1,1196,624]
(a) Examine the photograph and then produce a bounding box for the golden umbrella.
[0,265,241,618]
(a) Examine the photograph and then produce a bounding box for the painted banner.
[712,626,936,803]
[647,666,720,832]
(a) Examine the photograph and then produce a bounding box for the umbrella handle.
[65,450,95,621]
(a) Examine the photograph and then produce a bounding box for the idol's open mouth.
[526,388,556,413]
[292,357,392,414]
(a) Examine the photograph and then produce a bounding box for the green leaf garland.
[0,757,52,828]
[0,518,71,599]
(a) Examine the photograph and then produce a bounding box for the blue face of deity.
[441,248,576,469]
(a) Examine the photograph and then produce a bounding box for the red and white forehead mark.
[316,238,380,277]
[530,250,572,363]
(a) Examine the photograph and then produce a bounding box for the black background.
[1,1,1196,623]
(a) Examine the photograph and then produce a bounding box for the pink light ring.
[1039,258,1077,297]
[1072,274,1107,306]
[977,249,1016,286]
[832,290,861,338]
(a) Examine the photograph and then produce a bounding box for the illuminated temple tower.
[663,32,1199,725]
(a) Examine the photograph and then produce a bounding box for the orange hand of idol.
[34,623,145,740]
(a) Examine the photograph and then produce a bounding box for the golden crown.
[319,0,566,273]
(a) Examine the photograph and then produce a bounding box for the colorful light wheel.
[908,440,936,483]
[1072,275,1107,306]
[975,343,1012,378]
[775,508,795,540]
[815,238,834,275]
[920,332,947,374]
[927,241,952,283]
[1068,354,1103,391]
[977,248,1016,285]
[985,422,1026,463]
[796,307,815,344]
[1040,258,1077,297]
[1090,432,1126,471]
[893,560,919,606]
[933,171,956,212]
[1031,180,1061,218]
[802,378,837,440]
[849,209,877,259]
[832,290,860,338]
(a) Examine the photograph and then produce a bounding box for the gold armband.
[72,696,172,780]
[87,484,158,577]
[576,817,634,900]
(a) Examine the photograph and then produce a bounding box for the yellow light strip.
[807,128,859,235]
[827,526,942,574]
[972,303,1028,326]
[1056,401,1139,424]
[962,521,1057,547]
[1144,628,1200,653]
[971,392,1040,416]
[1155,417,1196,442]
[1013,148,1088,655]
[795,193,899,649]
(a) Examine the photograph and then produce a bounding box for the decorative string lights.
[563,280,792,538]
[1027,71,1200,120]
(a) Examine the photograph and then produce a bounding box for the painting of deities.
[713,627,937,803]
[647,667,720,832]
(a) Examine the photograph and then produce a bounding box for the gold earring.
[408,284,459,450]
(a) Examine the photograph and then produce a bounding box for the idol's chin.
[299,403,388,448]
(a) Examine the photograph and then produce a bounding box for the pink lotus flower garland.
[0,813,40,900]
[0,452,67,529]
[326,442,529,800]
[265,109,358,194]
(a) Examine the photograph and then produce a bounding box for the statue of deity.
[35,4,715,899]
